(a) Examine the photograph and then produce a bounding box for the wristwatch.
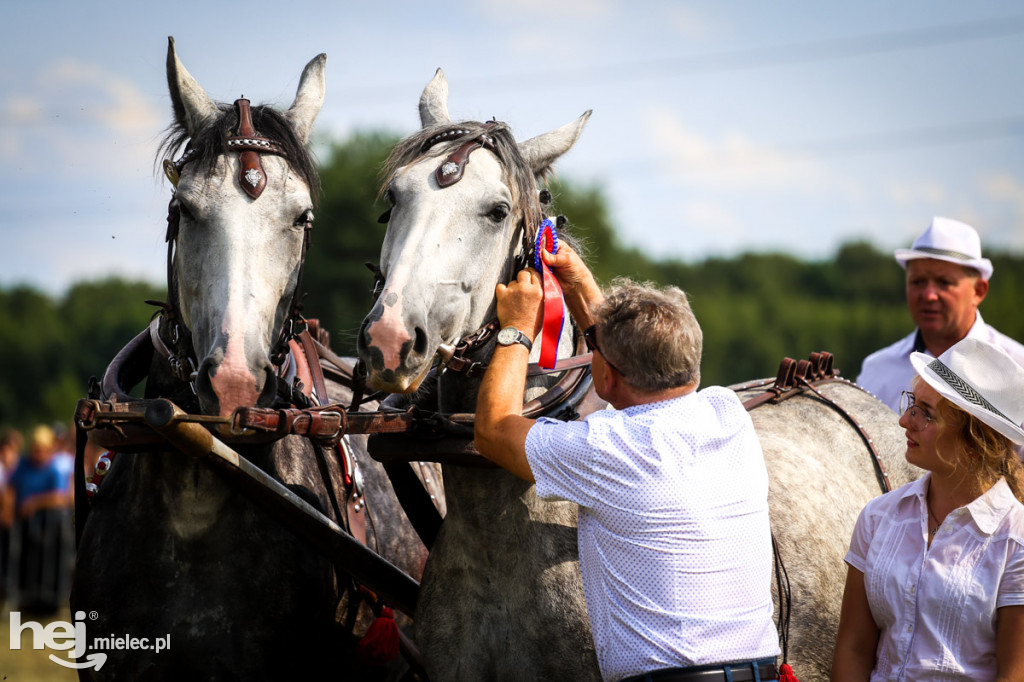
[496,326,533,351]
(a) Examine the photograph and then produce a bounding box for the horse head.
[357,68,590,393]
[159,38,324,417]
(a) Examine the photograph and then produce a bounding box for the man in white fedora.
[857,216,1024,413]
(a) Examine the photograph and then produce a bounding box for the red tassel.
[356,606,400,666]
[778,663,800,682]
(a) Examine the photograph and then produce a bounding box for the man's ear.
[974,276,990,304]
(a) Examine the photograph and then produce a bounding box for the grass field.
[1,606,79,682]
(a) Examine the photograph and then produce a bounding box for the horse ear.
[166,36,218,137]
[419,68,451,127]
[285,53,326,144]
[519,110,592,177]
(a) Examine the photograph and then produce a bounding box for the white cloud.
[641,107,827,191]
[473,0,613,19]
[1,59,163,177]
[979,172,1024,249]
[663,5,717,40]
[887,180,947,206]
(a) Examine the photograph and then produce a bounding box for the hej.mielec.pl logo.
[9,610,171,671]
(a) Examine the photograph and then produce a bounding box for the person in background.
[1,425,66,525]
[857,216,1024,413]
[1,425,70,615]
[50,422,75,504]
[0,428,23,603]
[473,244,781,682]
[832,337,1024,681]
[0,429,22,489]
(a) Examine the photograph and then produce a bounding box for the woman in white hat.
[832,337,1024,681]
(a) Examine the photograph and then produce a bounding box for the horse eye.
[378,207,392,224]
[176,199,195,220]
[294,210,314,227]
[487,204,509,223]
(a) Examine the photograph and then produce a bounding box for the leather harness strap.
[735,352,891,495]
[431,121,498,189]
[228,98,287,200]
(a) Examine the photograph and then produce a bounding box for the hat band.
[914,246,975,261]
[926,358,1012,423]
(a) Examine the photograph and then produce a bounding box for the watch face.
[497,327,519,345]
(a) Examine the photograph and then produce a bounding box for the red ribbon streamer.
[535,220,565,370]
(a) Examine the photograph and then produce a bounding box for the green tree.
[302,132,400,354]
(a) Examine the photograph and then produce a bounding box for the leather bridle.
[153,98,313,389]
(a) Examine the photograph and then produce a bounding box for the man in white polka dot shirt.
[475,243,781,682]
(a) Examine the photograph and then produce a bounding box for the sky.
[3,0,1024,295]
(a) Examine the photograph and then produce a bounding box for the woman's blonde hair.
[922,375,1024,501]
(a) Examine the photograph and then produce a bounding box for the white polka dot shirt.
[526,386,780,681]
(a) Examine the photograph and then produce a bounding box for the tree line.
[2,131,1022,431]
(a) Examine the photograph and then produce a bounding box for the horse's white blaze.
[209,283,260,417]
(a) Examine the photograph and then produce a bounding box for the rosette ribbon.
[533,218,565,370]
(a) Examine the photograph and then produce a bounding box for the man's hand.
[495,268,544,340]
[540,242,591,295]
[539,243,603,329]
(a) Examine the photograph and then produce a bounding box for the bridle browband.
[154,98,313,388]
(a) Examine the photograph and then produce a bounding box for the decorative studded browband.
[228,98,287,199]
[163,98,288,200]
[423,121,499,188]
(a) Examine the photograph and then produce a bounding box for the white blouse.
[845,475,1024,682]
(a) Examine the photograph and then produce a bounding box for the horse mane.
[157,104,321,202]
[379,121,544,242]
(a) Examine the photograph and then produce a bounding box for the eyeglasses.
[899,391,937,430]
[584,324,624,376]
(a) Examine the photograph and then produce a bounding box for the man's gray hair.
[595,278,702,392]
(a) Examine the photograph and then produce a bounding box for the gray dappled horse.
[357,69,920,682]
[71,39,430,680]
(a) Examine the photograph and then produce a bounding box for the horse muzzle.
[194,343,278,417]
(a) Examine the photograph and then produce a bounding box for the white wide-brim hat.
[910,337,1024,444]
[894,216,994,280]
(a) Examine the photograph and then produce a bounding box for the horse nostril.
[413,327,428,356]
[257,366,277,407]
[194,359,220,416]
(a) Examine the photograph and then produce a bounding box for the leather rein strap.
[733,351,891,495]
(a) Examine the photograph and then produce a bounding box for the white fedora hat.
[911,337,1024,444]
[894,216,994,280]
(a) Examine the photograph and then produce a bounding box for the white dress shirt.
[845,475,1024,682]
[856,313,1024,413]
[525,386,780,682]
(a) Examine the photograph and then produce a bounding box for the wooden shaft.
[145,399,420,616]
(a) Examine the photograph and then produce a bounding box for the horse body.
[738,380,918,680]
[71,39,428,680]
[359,69,920,682]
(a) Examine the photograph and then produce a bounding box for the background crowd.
[0,422,77,616]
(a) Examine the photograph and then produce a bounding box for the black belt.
[620,661,778,682]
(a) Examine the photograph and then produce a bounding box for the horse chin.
[367,359,433,395]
